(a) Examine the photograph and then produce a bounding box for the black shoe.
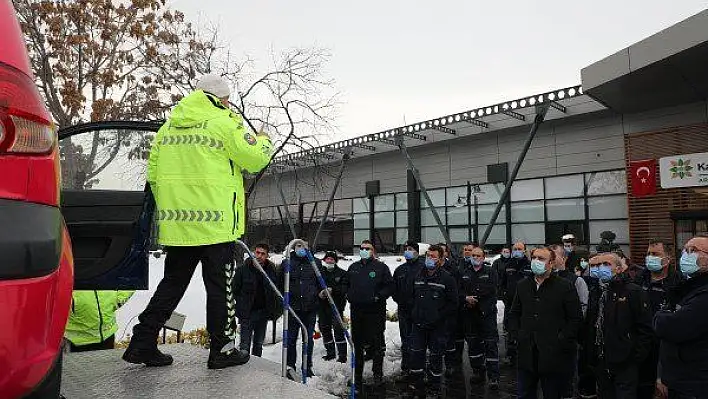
[337,355,347,364]
[469,369,485,385]
[488,379,500,390]
[207,349,250,369]
[373,374,384,387]
[307,368,316,378]
[122,346,173,367]
[322,353,336,361]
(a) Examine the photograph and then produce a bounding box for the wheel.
[25,351,62,399]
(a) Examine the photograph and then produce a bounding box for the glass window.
[422,227,445,243]
[396,211,408,227]
[546,198,585,221]
[477,204,507,225]
[447,186,467,207]
[421,207,447,226]
[420,189,446,208]
[395,193,408,210]
[333,199,352,215]
[303,203,317,218]
[478,224,507,245]
[396,228,409,245]
[374,194,395,211]
[588,196,628,219]
[590,220,629,244]
[545,175,584,199]
[511,223,545,245]
[447,206,471,225]
[511,200,544,222]
[476,183,504,204]
[449,227,470,243]
[374,212,395,228]
[511,179,544,201]
[354,230,370,245]
[586,170,627,196]
[353,197,369,213]
[249,208,260,221]
[353,213,369,229]
[261,207,273,220]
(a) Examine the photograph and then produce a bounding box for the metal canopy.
[582,9,708,113]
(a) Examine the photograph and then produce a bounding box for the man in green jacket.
[123,74,273,370]
[65,290,134,352]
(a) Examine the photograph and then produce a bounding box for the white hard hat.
[562,234,575,242]
[195,74,231,98]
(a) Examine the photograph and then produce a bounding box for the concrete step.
[61,343,335,399]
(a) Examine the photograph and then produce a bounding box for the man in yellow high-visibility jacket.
[65,290,134,352]
[123,74,273,370]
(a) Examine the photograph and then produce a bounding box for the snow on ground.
[117,253,506,396]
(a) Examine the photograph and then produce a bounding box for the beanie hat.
[195,74,231,98]
[403,240,418,251]
[323,251,338,263]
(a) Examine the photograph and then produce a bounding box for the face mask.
[564,246,572,254]
[580,260,589,270]
[425,258,437,270]
[359,249,371,260]
[645,255,664,272]
[403,250,417,260]
[324,261,336,270]
[680,251,700,276]
[464,256,473,263]
[295,248,307,258]
[512,250,524,259]
[530,259,547,276]
[502,252,511,259]
[471,258,482,267]
[591,265,613,282]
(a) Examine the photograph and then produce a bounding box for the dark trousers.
[410,322,447,382]
[352,308,386,379]
[69,334,115,352]
[131,243,236,354]
[318,303,347,356]
[669,389,705,399]
[518,368,566,399]
[597,363,639,399]
[286,309,317,370]
[464,312,500,380]
[578,340,597,398]
[398,310,413,372]
[444,311,465,370]
[239,309,269,356]
[503,299,517,360]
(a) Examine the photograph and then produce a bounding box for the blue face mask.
[680,251,700,276]
[464,256,473,263]
[645,255,664,272]
[425,258,437,270]
[564,246,573,255]
[471,258,483,267]
[502,252,511,259]
[530,259,547,276]
[295,248,307,258]
[580,260,589,270]
[512,250,524,259]
[359,249,371,260]
[404,250,417,260]
[590,264,613,282]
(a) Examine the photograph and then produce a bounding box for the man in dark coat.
[459,245,500,389]
[281,240,320,376]
[501,240,532,365]
[437,242,464,376]
[318,251,349,363]
[348,239,394,389]
[589,252,653,399]
[408,244,458,396]
[392,240,424,376]
[508,246,582,399]
[654,235,708,399]
[492,247,512,291]
[233,243,280,357]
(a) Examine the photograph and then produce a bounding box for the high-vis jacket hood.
[148,90,272,246]
[65,290,134,346]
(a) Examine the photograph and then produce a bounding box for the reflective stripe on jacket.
[65,290,134,346]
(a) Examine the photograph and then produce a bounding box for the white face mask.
[324,261,336,270]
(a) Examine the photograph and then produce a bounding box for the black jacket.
[318,264,348,310]
[458,261,498,317]
[491,256,511,292]
[233,258,280,321]
[411,267,458,329]
[641,271,683,315]
[508,274,582,374]
[600,274,654,367]
[655,272,708,397]
[347,258,394,313]
[500,256,531,304]
[281,254,321,313]
[393,257,424,314]
[580,275,602,365]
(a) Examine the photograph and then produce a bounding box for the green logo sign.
[368,271,376,278]
[669,158,693,179]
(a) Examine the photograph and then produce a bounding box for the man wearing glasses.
[347,240,394,391]
[654,235,708,399]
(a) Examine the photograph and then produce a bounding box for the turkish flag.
[630,159,657,197]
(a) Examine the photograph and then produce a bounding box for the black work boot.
[336,342,348,363]
[207,349,250,369]
[469,368,486,384]
[322,342,336,361]
[122,346,174,367]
